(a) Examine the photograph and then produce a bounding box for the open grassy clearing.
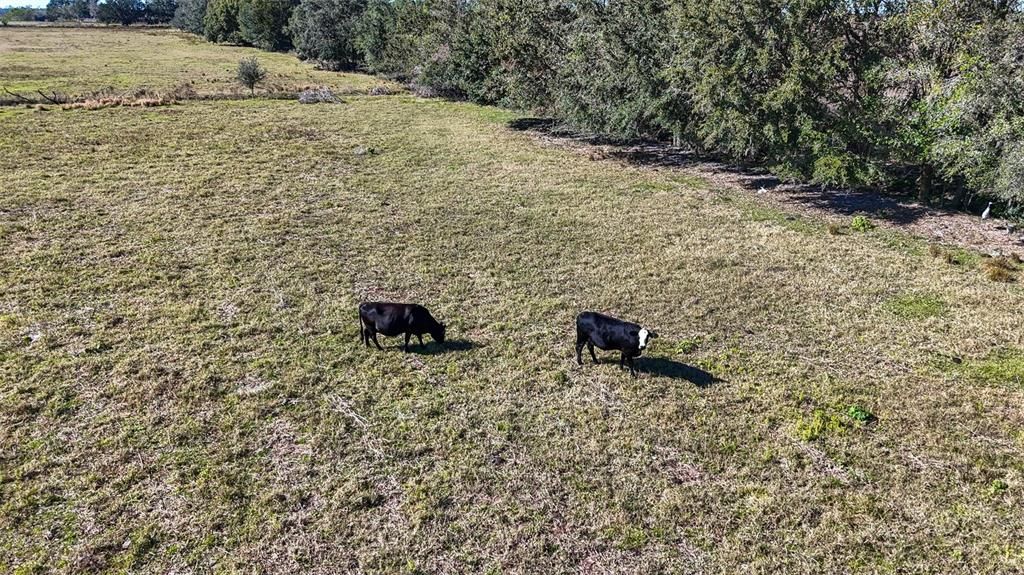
[0,26,390,100]
[2,91,1024,572]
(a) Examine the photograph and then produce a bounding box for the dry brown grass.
[0,26,399,103]
[985,266,1017,282]
[2,26,1024,573]
[368,84,400,96]
[2,97,1023,574]
[827,223,848,236]
[982,257,1019,283]
[62,96,175,110]
[57,85,197,110]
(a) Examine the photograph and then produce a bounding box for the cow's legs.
[417,334,424,347]
[370,331,384,351]
[587,342,599,364]
[403,332,411,352]
[575,331,588,365]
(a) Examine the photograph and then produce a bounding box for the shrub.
[236,56,267,95]
[204,0,244,44]
[846,405,875,424]
[96,0,144,24]
[924,16,1024,207]
[812,154,852,187]
[288,0,366,69]
[850,215,874,232]
[481,0,574,109]
[239,0,295,51]
[554,0,672,139]
[355,0,434,79]
[172,0,207,33]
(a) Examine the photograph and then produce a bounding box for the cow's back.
[361,302,410,335]
[577,311,639,350]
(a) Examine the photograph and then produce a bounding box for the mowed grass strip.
[0,26,390,98]
[1,97,1023,573]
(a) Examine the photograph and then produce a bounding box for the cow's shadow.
[405,339,477,356]
[640,357,724,387]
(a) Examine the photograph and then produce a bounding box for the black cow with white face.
[575,311,657,376]
[359,302,446,352]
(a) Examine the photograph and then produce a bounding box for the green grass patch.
[795,409,851,441]
[884,294,948,319]
[941,247,981,267]
[746,205,819,234]
[674,336,704,355]
[960,349,1024,389]
[879,230,927,257]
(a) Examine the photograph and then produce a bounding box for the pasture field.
[0,25,389,100]
[2,28,1024,575]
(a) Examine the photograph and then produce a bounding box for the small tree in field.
[237,56,267,95]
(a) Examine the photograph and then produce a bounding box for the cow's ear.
[650,331,659,339]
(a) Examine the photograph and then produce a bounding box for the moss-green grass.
[0,26,389,97]
[2,46,1024,574]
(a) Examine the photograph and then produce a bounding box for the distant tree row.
[1,6,47,24]
[177,0,1021,210]
[44,0,176,25]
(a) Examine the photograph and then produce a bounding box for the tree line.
[48,0,1024,212]
[43,0,175,24]
[1,7,47,24]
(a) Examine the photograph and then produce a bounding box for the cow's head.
[432,322,447,344]
[638,328,658,350]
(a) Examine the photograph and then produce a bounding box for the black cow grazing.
[359,302,447,352]
[575,311,658,376]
